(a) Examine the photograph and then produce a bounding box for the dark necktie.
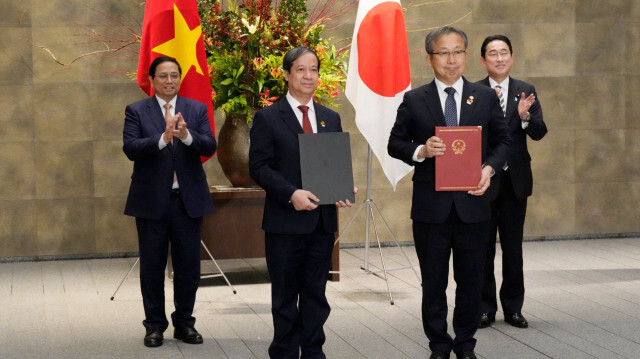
[444,87,457,127]
[298,105,313,133]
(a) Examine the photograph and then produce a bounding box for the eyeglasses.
[486,50,511,59]
[156,73,180,81]
[431,50,466,58]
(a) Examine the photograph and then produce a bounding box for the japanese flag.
[345,0,412,190]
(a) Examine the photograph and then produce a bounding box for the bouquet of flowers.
[198,0,350,121]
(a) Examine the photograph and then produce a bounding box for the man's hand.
[163,113,177,144]
[418,136,446,159]
[468,165,493,196]
[335,187,358,208]
[173,112,189,140]
[290,189,319,211]
[518,92,536,120]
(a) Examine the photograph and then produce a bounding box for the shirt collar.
[488,76,510,91]
[434,77,464,96]
[286,92,314,112]
[155,95,177,109]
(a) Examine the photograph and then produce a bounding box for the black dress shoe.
[455,351,477,359]
[174,325,203,344]
[429,351,450,359]
[144,328,163,347]
[505,312,529,328]
[478,312,495,328]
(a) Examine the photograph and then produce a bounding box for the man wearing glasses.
[388,27,510,359]
[123,56,216,348]
[477,35,547,330]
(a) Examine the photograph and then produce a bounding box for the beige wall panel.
[0,84,35,141]
[574,76,625,130]
[0,27,33,85]
[94,197,137,253]
[575,129,626,183]
[0,201,37,256]
[35,141,93,199]
[31,27,91,83]
[623,129,640,180]
[528,129,573,183]
[576,23,625,75]
[31,0,89,27]
[627,25,640,75]
[0,1,31,27]
[523,0,575,23]
[524,182,575,237]
[575,0,634,22]
[624,75,640,128]
[35,199,95,256]
[33,83,93,140]
[575,182,637,234]
[94,141,132,198]
[0,142,36,200]
[523,23,575,77]
[533,77,575,130]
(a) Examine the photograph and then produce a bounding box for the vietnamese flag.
[345,0,412,190]
[137,0,215,162]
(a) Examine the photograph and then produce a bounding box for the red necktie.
[298,105,313,134]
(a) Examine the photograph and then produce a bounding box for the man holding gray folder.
[249,46,355,359]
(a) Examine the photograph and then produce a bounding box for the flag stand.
[330,145,420,305]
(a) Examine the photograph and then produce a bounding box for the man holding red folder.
[388,26,510,359]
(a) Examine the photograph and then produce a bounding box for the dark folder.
[298,132,355,205]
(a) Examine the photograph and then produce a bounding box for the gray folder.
[298,132,355,205]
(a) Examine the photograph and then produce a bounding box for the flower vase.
[216,114,257,187]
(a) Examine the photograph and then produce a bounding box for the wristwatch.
[521,111,531,122]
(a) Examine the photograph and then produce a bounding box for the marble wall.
[1,0,638,258]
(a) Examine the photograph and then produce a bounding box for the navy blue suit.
[477,77,547,316]
[123,95,216,331]
[388,78,510,353]
[249,98,341,359]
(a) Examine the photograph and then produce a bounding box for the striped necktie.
[495,85,506,116]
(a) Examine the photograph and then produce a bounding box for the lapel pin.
[466,96,474,105]
[320,121,325,127]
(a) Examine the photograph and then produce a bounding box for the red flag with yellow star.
[137,0,215,161]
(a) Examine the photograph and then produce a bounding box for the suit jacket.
[123,95,216,220]
[388,78,511,224]
[477,76,547,201]
[249,98,342,235]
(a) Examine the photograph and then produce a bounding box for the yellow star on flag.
[152,4,204,81]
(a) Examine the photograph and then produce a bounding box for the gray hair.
[425,26,468,54]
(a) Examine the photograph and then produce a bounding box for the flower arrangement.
[198,0,350,122]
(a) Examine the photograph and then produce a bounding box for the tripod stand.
[110,240,236,300]
[331,147,420,305]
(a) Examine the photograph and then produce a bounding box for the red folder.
[435,126,482,191]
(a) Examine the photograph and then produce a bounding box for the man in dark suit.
[123,56,216,348]
[388,27,510,359]
[249,47,354,359]
[477,35,547,329]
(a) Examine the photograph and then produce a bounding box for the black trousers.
[265,227,334,359]
[482,172,527,315]
[413,207,489,354]
[136,191,202,331]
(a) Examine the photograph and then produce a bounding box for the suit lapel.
[423,81,447,127]
[276,98,304,135]
[507,78,519,123]
[146,97,167,135]
[459,80,477,126]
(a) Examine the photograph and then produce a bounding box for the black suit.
[477,77,547,315]
[249,97,341,359]
[388,78,510,353]
[123,95,216,331]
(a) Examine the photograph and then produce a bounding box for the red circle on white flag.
[357,2,411,97]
